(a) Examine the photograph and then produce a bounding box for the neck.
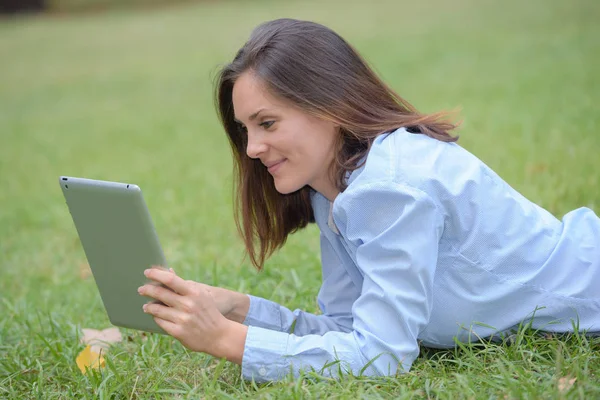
[311,183,339,202]
[310,163,340,202]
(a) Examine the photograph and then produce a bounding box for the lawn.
[1,0,599,398]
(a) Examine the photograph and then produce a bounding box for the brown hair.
[215,18,459,269]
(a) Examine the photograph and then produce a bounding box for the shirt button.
[258,367,267,376]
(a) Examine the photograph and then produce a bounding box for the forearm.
[241,325,414,382]
[244,295,353,335]
[213,288,352,336]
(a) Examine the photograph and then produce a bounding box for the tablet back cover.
[60,176,167,334]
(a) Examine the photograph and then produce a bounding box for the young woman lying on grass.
[137,18,600,382]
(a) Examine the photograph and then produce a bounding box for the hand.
[149,268,250,323]
[138,267,247,363]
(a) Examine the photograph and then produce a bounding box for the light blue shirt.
[240,127,600,382]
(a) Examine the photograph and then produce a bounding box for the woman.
[137,18,600,382]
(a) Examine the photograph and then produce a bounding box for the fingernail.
[137,286,143,294]
[144,269,150,276]
[142,304,147,312]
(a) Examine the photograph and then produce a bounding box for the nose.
[245,130,268,159]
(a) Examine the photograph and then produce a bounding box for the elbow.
[352,331,417,377]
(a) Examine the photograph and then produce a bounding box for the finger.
[138,284,181,307]
[153,317,179,337]
[143,302,184,324]
[150,265,175,274]
[150,265,170,272]
[144,268,190,295]
[146,266,173,289]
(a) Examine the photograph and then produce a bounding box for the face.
[232,72,340,200]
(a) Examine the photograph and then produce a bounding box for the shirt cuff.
[241,325,290,382]
[242,295,285,331]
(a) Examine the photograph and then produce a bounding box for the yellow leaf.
[76,345,105,374]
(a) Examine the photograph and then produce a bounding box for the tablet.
[59,176,168,334]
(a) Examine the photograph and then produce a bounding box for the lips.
[266,159,286,174]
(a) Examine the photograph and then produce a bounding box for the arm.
[138,231,359,365]
[241,181,444,382]
[242,232,359,335]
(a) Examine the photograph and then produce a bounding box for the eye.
[259,120,275,129]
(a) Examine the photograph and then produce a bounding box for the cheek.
[281,118,337,165]
[314,134,337,163]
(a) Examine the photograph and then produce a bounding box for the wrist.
[215,319,248,365]
[226,292,251,324]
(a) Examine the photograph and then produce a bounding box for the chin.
[273,179,304,195]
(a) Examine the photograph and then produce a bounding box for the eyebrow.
[234,108,267,124]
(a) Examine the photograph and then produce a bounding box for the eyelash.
[237,120,275,133]
[260,121,275,129]
[238,121,275,133]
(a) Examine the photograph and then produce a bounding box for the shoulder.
[344,127,458,196]
[334,127,493,230]
[345,127,489,204]
[346,127,456,187]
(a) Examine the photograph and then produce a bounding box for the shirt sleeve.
[241,181,444,382]
[242,233,360,335]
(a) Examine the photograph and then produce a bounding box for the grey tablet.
[59,176,168,335]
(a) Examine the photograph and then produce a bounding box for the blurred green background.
[1,0,599,396]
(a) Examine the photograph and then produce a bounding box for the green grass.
[1,0,599,398]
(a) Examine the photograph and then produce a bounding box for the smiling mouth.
[267,159,286,173]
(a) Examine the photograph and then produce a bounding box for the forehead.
[232,73,285,119]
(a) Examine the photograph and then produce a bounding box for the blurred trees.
[1,0,46,14]
[0,0,196,14]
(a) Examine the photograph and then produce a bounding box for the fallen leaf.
[558,376,576,393]
[76,345,105,374]
[81,327,122,353]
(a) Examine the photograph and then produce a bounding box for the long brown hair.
[215,18,459,269]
